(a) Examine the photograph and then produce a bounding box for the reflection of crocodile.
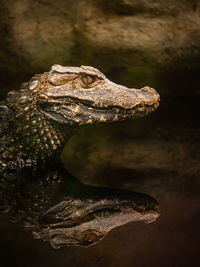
[0,64,159,173]
[0,164,160,248]
[0,65,160,248]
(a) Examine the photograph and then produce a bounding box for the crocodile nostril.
[140,86,157,95]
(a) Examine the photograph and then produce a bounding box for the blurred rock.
[0,0,200,94]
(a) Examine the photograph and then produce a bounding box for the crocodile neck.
[0,105,77,172]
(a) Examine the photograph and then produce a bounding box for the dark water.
[0,68,200,267]
[0,91,200,266]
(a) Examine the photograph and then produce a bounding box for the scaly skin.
[0,64,160,173]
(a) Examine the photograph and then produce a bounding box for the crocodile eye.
[81,74,96,87]
[82,230,100,245]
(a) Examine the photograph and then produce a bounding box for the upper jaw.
[40,84,160,110]
[38,78,160,123]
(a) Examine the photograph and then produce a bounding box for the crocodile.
[0,64,160,174]
[0,64,160,248]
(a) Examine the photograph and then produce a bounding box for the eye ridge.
[81,74,96,87]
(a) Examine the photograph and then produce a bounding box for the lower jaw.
[118,107,158,120]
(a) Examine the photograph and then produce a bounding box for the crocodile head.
[37,64,160,125]
[3,64,159,162]
[37,190,160,248]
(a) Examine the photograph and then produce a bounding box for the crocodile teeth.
[154,102,159,109]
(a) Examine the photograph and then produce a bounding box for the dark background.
[0,0,200,266]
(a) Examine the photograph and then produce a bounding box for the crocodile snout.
[135,86,160,106]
